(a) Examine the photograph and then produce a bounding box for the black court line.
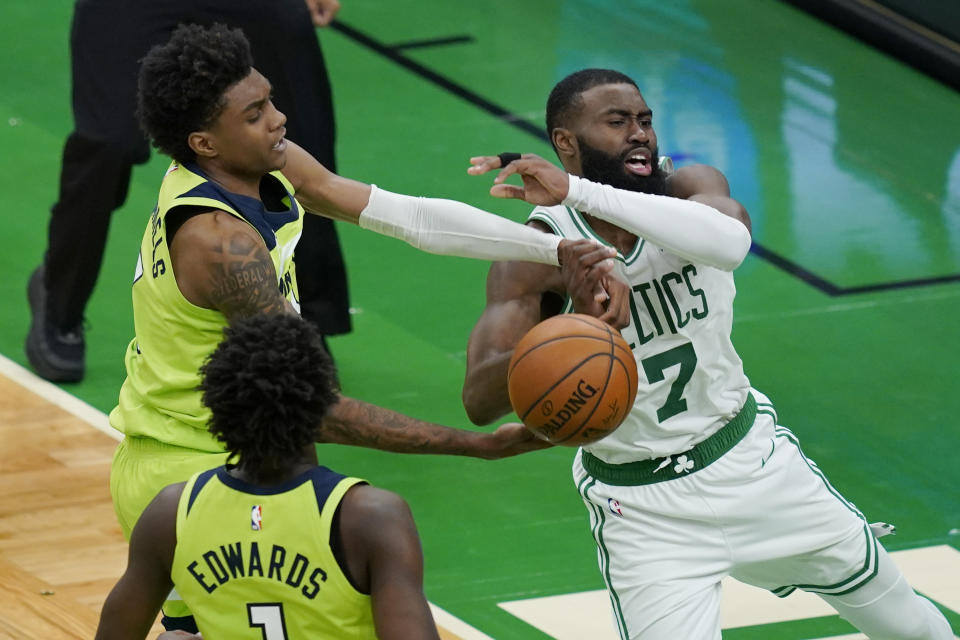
[749,245,960,295]
[389,35,475,51]
[331,21,546,141]
[330,19,960,298]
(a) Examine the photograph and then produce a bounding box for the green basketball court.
[1,1,957,637]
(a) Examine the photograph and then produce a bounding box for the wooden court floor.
[0,363,166,638]
[0,358,484,640]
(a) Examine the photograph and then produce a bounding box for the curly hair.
[545,69,639,152]
[137,23,253,164]
[199,313,339,475]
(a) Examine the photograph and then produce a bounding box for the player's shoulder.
[136,482,186,533]
[528,203,568,228]
[170,207,263,253]
[667,164,730,199]
[340,485,414,534]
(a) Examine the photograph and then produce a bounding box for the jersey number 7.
[641,341,697,422]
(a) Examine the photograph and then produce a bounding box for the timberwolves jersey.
[109,161,303,452]
[529,194,751,463]
[172,466,375,639]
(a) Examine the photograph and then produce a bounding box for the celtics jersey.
[172,466,375,639]
[109,161,303,452]
[529,200,751,463]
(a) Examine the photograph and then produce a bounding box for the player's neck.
[197,159,264,200]
[231,447,318,486]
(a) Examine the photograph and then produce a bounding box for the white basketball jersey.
[529,202,751,463]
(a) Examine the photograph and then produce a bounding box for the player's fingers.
[467,155,501,175]
[516,423,555,445]
[560,240,613,268]
[593,283,610,304]
[492,160,523,185]
[489,184,526,200]
[598,276,631,329]
[582,247,617,270]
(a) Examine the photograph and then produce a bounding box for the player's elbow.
[462,386,501,426]
[718,223,752,270]
[706,212,752,271]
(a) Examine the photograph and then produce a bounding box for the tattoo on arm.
[206,230,288,320]
[319,396,482,456]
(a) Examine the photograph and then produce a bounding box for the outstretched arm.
[95,485,182,640]
[463,236,627,425]
[278,141,565,265]
[317,395,550,459]
[469,153,752,271]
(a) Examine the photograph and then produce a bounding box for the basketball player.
[96,314,439,639]
[462,69,953,639]
[113,25,615,631]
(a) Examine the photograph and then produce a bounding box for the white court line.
[0,353,496,640]
[499,546,960,639]
[0,353,118,440]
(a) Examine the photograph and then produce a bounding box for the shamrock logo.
[673,455,694,474]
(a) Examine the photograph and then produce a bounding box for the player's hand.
[558,240,629,329]
[596,274,630,329]
[477,422,554,459]
[304,0,341,26]
[468,154,570,206]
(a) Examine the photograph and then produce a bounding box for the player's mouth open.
[272,138,286,151]
[625,150,652,176]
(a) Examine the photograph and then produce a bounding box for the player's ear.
[552,127,578,160]
[188,131,218,159]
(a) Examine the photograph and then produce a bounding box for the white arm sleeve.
[563,175,751,271]
[358,185,561,265]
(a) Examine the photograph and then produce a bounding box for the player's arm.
[94,484,183,640]
[463,260,555,425]
[666,164,752,233]
[169,210,294,321]
[463,235,626,425]
[279,141,566,265]
[339,485,439,640]
[317,395,549,459]
[469,153,751,271]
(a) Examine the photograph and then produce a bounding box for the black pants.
[44,0,351,335]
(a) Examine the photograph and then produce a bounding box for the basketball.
[507,314,638,446]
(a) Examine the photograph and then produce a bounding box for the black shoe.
[25,266,85,382]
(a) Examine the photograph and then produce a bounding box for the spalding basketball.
[507,314,638,446]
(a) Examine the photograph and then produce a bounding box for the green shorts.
[110,435,228,539]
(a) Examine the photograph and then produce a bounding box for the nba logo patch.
[608,498,623,517]
[251,505,263,531]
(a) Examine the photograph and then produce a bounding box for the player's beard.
[578,138,668,196]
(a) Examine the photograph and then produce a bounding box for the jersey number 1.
[641,341,697,422]
[248,602,288,640]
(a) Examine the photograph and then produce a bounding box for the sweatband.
[358,185,561,265]
[563,175,751,271]
[498,152,522,167]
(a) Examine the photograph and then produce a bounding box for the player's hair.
[199,313,338,476]
[545,69,639,152]
[137,23,253,164]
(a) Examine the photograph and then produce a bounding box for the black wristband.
[497,152,521,167]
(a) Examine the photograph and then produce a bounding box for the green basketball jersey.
[172,466,375,639]
[109,161,303,452]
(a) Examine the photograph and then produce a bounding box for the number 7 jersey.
[528,202,752,464]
